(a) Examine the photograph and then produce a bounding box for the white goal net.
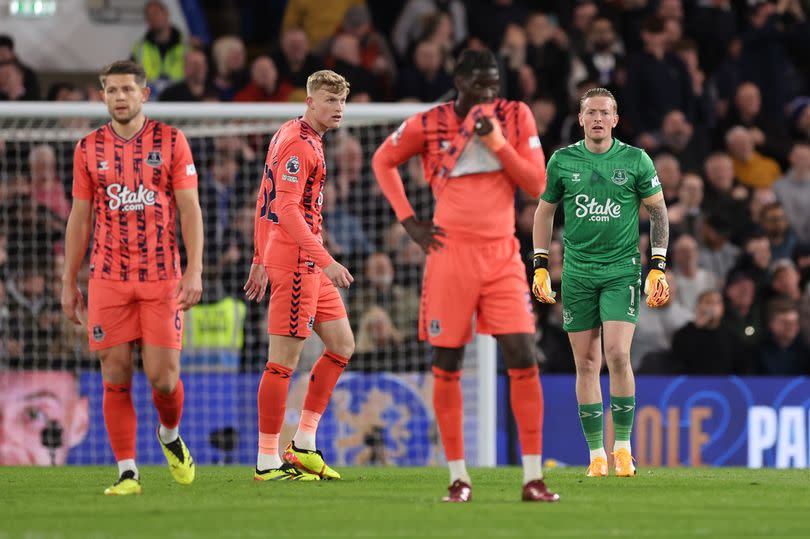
[0,102,496,468]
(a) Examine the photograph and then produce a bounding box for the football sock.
[257,362,292,470]
[103,381,137,462]
[508,366,544,456]
[448,459,471,485]
[590,447,608,461]
[508,366,545,483]
[293,411,320,451]
[432,366,464,463]
[611,395,635,451]
[578,402,605,455]
[522,455,543,484]
[295,351,349,450]
[153,379,184,444]
[117,458,138,480]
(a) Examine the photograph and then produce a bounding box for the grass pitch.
[1,466,809,538]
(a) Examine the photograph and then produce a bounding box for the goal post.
[0,102,498,468]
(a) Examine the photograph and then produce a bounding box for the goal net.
[0,102,497,468]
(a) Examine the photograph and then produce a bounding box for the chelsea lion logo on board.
[611,169,628,185]
[146,151,162,167]
[285,155,300,175]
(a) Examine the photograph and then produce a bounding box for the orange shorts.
[87,279,183,351]
[266,267,347,337]
[419,237,535,347]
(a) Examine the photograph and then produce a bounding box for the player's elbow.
[371,149,393,175]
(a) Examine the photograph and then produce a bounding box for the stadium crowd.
[2,0,810,375]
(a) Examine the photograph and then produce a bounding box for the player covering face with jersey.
[532,88,670,478]
[373,49,558,503]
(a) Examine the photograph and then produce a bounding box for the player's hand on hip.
[176,269,203,310]
[60,282,85,325]
[402,216,446,254]
[474,115,506,152]
[532,268,556,304]
[644,269,670,308]
[243,263,268,302]
[324,261,354,289]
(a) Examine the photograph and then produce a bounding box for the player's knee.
[604,345,631,369]
[328,332,355,359]
[499,336,537,370]
[574,356,601,377]
[432,347,464,372]
[147,368,179,394]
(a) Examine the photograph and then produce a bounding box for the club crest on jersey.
[611,169,628,185]
[572,172,581,182]
[391,120,407,146]
[93,325,105,342]
[98,160,109,171]
[285,155,300,175]
[146,151,163,167]
[429,320,441,337]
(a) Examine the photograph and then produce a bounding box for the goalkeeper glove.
[531,251,556,304]
[644,255,670,308]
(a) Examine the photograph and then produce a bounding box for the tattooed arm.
[642,191,669,251]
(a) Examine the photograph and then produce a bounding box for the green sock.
[610,395,636,442]
[577,403,604,451]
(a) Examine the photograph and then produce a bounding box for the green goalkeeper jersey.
[541,138,661,266]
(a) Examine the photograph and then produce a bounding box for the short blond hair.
[306,70,350,97]
[579,87,618,113]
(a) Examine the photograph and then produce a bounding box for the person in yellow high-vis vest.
[131,1,186,94]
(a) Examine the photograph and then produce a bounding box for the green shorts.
[560,261,642,332]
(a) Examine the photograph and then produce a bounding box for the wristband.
[532,252,549,270]
[649,255,666,272]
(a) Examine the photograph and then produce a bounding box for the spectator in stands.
[655,109,708,173]
[529,95,560,150]
[392,0,467,59]
[722,267,763,357]
[653,153,681,205]
[757,296,810,375]
[768,259,802,303]
[741,232,773,287]
[234,56,290,103]
[623,15,695,140]
[0,61,28,101]
[321,182,371,259]
[0,370,88,465]
[774,142,810,244]
[668,173,704,238]
[786,96,810,142]
[28,145,69,221]
[686,0,737,76]
[671,39,714,130]
[211,35,249,101]
[671,289,749,374]
[760,202,797,261]
[725,126,781,189]
[747,187,777,233]
[397,40,452,102]
[715,82,791,166]
[46,82,83,102]
[671,233,718,312]
[497,23,527,101]
[350,252,420,340]
[355,305,404,354]
[632,271,692,371]
[567,0,599,56]
[282,0,364,50]
[332,5,397,93]
[0,34,39,100]
[131,0,186,96]
[569,17,624,91]
[0,233,7,281]
[160,49,216,102]
[5,267,62,366]
[273,28,324,102]
[330,33,380,101]
[383,222,425,288]
[699,213,740,279]
[523,12,570,107]
[702,153,749,231]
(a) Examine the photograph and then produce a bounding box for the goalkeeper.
[531,88,670,478]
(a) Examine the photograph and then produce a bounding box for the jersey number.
[260,165,278,223]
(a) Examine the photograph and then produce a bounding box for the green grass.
[2,466,809,538]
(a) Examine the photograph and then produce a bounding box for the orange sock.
[508,365,544,455]
[302,351,348,415]
[258,362,292,441]
[152,378,184,429]
[103,381,137,461]
[432,366,464,461]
